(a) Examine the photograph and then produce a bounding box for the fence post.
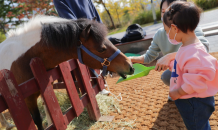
[59,61,84,116]
[76,61,101,121]
[30,58,67,130]
[0,70,37,130]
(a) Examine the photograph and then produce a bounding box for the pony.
[0,15,134,130]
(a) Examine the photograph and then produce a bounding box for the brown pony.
[0,15,134,129]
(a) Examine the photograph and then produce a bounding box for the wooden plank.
[76,62,101,121]
[46,90,98,130]
[18,67,62,98]
[85,68,103,95]
[86,66,97,87]
[47,67,62,82]
[59,62,84,116]
[53,82,66,89]
[92,69,105,91]
[30,58,67,130]
[19,78,39,98]
[68,59,77,71]
[0,69,37,130]
[72,67,86,95]
[93,84,99,96]
[19,66,62,98]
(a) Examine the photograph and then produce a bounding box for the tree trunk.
[101,1,116,29]
[0,22,6,34]
[140,0,145,10]
[115,8,121,26]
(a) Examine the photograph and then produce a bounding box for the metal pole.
[151,0,157,24]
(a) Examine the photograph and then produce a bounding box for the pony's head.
[41,17,134,78]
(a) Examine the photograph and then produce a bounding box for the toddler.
[163,1,218,130]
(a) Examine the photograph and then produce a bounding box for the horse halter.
[77,40,121,77]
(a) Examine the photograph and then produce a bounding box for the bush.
[133,10,161,25]
[194,0,218,10]
[0,32,6,43]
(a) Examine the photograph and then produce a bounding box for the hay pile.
[38,90,133,130]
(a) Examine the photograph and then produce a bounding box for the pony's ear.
[92,17,97,21]
[81,24,91,40]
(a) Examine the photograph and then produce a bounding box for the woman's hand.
[155,52,177,72]
[129,56,144,64]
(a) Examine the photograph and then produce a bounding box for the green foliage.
[133,10,161,25]
[194,0,218,10]
[0,0,25,34]
[0,32,6,43]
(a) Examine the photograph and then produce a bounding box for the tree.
[0,0,57,34]
[0,0,24,34]
[100,10,112,27]
[16,0,57,18]
[106,0,123,26]
[93,0,116,29]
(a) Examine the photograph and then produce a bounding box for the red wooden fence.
[0,58,105,130]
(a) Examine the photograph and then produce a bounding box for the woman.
[130,0,209,100]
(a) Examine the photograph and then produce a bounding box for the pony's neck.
[34,42,78,69]
[10,41,77,84]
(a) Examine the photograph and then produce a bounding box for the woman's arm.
[53,0,76,19]
[129,30,162,64]
[195,26,210,52]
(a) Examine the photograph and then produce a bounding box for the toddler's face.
[163,22,182,43]
[163,23,177,39]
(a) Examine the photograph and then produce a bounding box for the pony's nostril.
[130,67,135,74]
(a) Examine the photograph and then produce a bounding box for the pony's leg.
[25,92,44,130]
[0,113,15,130]
[42,98,52,126]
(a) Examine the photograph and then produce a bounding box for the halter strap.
[77,43,121,77]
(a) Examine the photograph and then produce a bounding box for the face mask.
[167,27,180,45]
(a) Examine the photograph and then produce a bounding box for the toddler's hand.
[169,89,182,100]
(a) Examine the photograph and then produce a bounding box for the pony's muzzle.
[129,66,135,75]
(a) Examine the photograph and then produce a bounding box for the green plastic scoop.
[116,64,155,84]
[125,53,141,57]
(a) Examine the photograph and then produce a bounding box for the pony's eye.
[98,48,106,53]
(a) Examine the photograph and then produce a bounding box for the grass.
[108,20,162,35]
[204,6,218,12]
[0,32,6,43]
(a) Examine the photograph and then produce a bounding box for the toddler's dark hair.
[163,1,202,33]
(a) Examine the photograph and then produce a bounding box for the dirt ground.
[105,52,218,130]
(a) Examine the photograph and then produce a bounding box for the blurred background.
[0,0,218,42]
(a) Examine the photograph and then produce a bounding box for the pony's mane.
[1,15,71,71]
[41,18,108,51]
[7,15,70,38]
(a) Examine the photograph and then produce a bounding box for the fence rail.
[0,57,105,130]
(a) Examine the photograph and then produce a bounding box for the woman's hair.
[163,1,202,33]
[160,0,187,10]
